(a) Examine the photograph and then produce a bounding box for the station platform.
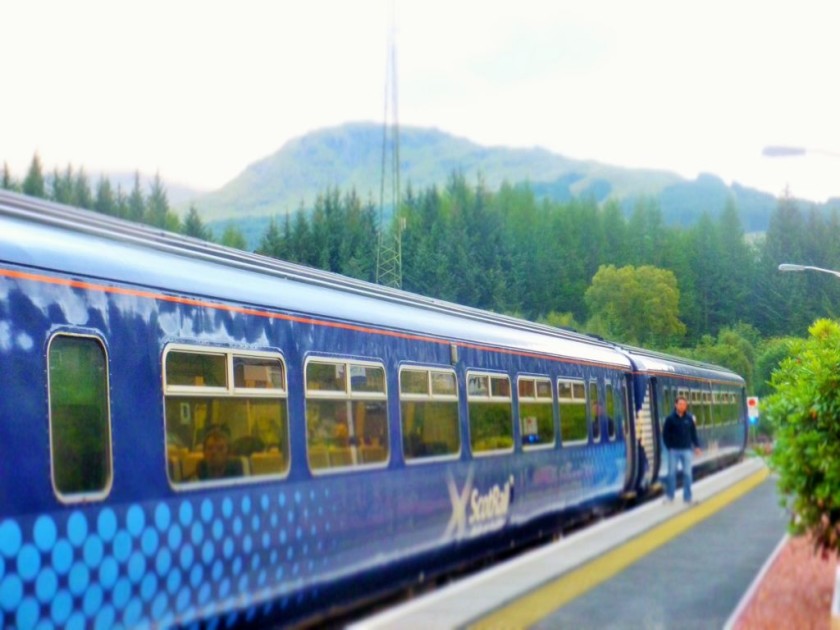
[350,457,784,629]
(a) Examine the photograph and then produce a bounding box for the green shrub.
[766,319,840,556]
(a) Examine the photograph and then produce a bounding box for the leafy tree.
[754,336,797,397]
[220,224,247,250]
[766,319,840,556]
[681,324,758,390]
[22,153,46,198]
[182,205,212,240]
[163,211,181,233]
[539,311,582,331]
[584,264,686,346]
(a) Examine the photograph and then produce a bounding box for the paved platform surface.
[352,458,783,630]
[531,475,786,629]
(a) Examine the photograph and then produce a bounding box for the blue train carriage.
[621,347,748,491]
[0,190,641,628]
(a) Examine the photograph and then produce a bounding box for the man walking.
[663,396,702,504]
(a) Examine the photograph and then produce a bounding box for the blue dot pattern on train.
[0,487,329,629]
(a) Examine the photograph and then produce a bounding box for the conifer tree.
[288,205,310,264]
[50,166,73,204]
[257,217,285,258]
[22,153,46,198]
[145,173,169,228]
[127,172,145,223]
[114,185,129,219]
[94,178,116,216]
[1,163,16,191]
[73,168,93,209]
[182,205,212,240]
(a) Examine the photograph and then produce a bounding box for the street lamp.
[763,146,840,159]
[778,263,840,278]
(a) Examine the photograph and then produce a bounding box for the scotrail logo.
[445,470,515,539]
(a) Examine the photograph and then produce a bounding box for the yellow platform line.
[469,466,771,630]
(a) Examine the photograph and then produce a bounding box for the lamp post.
[778,263,840,279]
[763,146,840,160]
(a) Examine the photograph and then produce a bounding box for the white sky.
[4,0,840,201]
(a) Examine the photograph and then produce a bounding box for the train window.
[166,351,227,389]
[233,356,285,391]
[720,390,728,424]
[306,361,347,392]
[605,383,617,440]
[432,371,457,396]
[400,367,460,461]
[619,382,630,439]
[467,372,513,455]
[558,379,588,444]
[164,347,289,486]
[518,377,554,449]
[48,334,113,500]
[589,382,601,442]
[729,390,739,423]
[468,374,489,396]
[305,358,389,471]
[401,369,429,395]
[690,390,702,426]
[662,386,673,428]
[704,390,711,426]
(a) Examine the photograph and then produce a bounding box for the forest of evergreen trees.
[5,154,840,405]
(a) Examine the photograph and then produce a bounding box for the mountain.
[188,122,794,232]
[189,123,686,222]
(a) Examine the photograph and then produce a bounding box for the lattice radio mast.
[376,2,402,289]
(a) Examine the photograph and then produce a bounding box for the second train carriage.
[0,189,747,627]
[622,347,747,491]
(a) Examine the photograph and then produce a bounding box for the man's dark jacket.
[662,410,700,450]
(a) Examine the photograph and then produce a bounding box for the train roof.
[0,190,632,369]
[618,345,745,385]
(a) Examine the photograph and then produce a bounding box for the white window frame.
[466,370,514,457]
[589,379,602,444]
[399,365,461,464]
[304,356,389,473]
[517,375,555,451]
[162,344,290,489]
[558,378,589,446]
[604,381,618,441]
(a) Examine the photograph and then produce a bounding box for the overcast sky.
[5,0,840,201]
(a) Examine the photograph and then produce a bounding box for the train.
[0,189,747,628]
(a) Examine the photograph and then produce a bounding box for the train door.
[614,376,635,491]
[632,378,657,489]
[656,384,678,479]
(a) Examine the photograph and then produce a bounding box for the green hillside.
[189,122,687,222]
[189,122,832,234]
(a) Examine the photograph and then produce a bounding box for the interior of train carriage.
[163,349,291,484]
[304,360,389,470]
[656,382,743,432]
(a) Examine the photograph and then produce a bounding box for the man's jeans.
[666,448,694,501]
